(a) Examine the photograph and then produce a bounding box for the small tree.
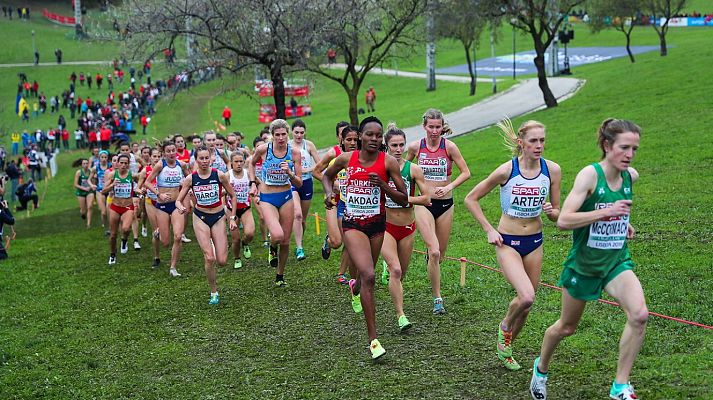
[589,0,642,63]
[645,0,687,56]
[306,0,426,124]
[501,0,587,108]
[436,0,498,96]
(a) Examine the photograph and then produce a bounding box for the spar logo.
[419,158,445,166]
[512,186,540,196]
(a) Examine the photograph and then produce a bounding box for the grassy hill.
[0,9,712,400]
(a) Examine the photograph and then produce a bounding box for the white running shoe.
[141,226,148,237]
[120,241,129,254]
[181,234,191,243]
[134,241,141,250]
[169,268,182,277]
[530,357,548,400]
[108,255,116,265]
[610,383,638,400]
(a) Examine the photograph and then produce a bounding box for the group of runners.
[72,110,646,400]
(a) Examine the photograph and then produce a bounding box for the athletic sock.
[536,365,548,376]
[210,291,218,296]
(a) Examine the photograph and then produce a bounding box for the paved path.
[0,60,114,68]
[326,63,498,83]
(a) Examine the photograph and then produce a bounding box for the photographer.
[0,183,16,259]
[15,178,38,211]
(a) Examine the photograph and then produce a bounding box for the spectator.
[327,48,337,64]
[140,114,148,134]
[5,161,20,203]
[87,74,92,89]
[365,87,376,112]
[222,106,232,126]
[74,128,85,149]
[61,128,70,150]
[15,179,38,211]
[79,72,85,86]
[34,50,39,65]
[27,145,41,181]
[96,73,103,90]
[0,197,15,260]
[290,97,298,117]
[55,48,63,64]
[11,132,20,155]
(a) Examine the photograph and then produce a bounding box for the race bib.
[346,185,381,217]
[194,183,220,206]
[385,179,410,208]
[232,180,250,204]
[587,203,629,249]
[419,157,448,182]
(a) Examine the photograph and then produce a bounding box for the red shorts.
[110,203,135,215]
[385,222,416,242]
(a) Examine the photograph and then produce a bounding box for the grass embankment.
[1,14,712,400]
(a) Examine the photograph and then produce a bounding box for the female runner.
[249,119,302,286]
[102,154,135,265]
[73,158,95,228]
[289,119,320,260]
[177,146,238,304]
[138,147,163,268]
[89,150,111,235]
[227,151,255,269]
[380,123,431,331]
[406,108,471,314]
[322,116,408,360]
[144,139,191,277]
[529,119,646,400]
[464,119,561,370]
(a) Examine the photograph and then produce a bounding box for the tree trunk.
[425,0,436,92]
[533,49,557,108]
[625,32,635,63]
[348,88,359,125]
[658,31,668,56]
[270,62,286,119]
[464,43,476,96]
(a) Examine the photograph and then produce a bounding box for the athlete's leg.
[325,206,342,249]
[344,229,383,341]
[77,196,87,219]
[230,220,243,260]
[240,211,255,245]
[156,209,172,248]
[120,210,134,242]
[415,206,441,298]
[300,198,311,234]
[145,203,160,260]
[108,209,120,254]
[498,245,541,339]
[85,194,93,228]
[193,215,217,293]
[169,210,186,270]
[291,192,304,249]
[96,192,108,229]
[604,270,648,384]
[276,200,295,276]
[381,232,405,317]
[537,290,587,373]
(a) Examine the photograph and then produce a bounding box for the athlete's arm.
[305,141,321,174]
[73,170,85,191]
[409,164,431,206]
[175,175,192,213]
[249,144,267,196]
[557,165,631,230]
[464,162,510,246]
[439,140,471,197]
[542,160,562,223]
[101,170,114,195]
[137,169,148,196]
[286,146,302,188]
[322,152,349,209]
[405,140,418,162]
[627,167,639,239]
[144,161,162,196]
[219,171,238,231]
[380,154,408,207]
[311,147,336,181]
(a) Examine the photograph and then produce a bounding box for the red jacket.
[61,129,69,141]
[100,127,112,141]
[222,108,232,119]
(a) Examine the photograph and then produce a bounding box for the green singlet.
[563,163,634,278]
[75,169,91,197]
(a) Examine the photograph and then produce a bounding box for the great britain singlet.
[211,149,228,173]
[344,151,387,222]
[563,163,633,278]
[416,138,452,182]
[192,169,223,208]
[261,143,293,186]
[113,170,133,199]
[157,159,183,188]
[298,140,313,180]
[385,160,414,209]
[229,169,251,209]
[500,157,551,218]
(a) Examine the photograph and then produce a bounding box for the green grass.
[1,13,712,400]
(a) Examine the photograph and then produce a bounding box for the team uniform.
[259,143,294,208]
[75,169,91,197]
[416,137,453,219]
[384,160,416,241]
[229,169,251,218]
[191,168,225,228]
[155,160,184,214]
[292,141,314,200]
[499,157,551,256]
[342,151,387,239]
[110,171,135,215]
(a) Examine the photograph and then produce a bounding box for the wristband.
[249,180,256,186]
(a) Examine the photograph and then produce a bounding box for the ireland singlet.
[563,163,633,278]
[385,160,414,209]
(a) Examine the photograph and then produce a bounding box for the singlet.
[156,159,183,188]
[77,169,90,194]
[229,169,251,209]
[96,164,109,191]
[296,140,313,180]
[500,157,551,218]
[113,170,133,199]
[330,145,347,200]
[563,163,633,278]
[386,160,414,209]
[211,149,228,173]
[129,153,140,174]
[344,151,387,222]
[261,143,293,186]
[416,138,452,182]
[192,168,223,208]
[144,164,158,201]
[176,148,191,164]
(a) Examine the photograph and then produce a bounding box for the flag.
[17,96,28,117]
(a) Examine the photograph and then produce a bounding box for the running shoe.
[321,234,331,260]
[263,240,270,248]
[529,356,548,400]
[108,254,116,265]
[370,338,386,360]
[181,234,191,243]
[398,315,412,332]
[141,225,148,237]
[269,245,278,268]
[234,258,242,269]
[610,382,638,400]
[169,268,182,277]
[499,355,522,371]
[381,260,389,285]
[348,279,363,313]
[275,279,287,288]
[243,245,252,259]
[432,297,446,315]
[209,293,220,305]
[133,240,141,250]
[120,240,129,254]
[336,274,348,285]
[295,247,306,261]
[152,258,160,269]
[104,230,110,237]
[497,323,513,358]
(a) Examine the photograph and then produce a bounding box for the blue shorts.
[194,208,225,228]
[260,189,293,209]
[156,201,177,215]
[337,200,346,219]
[292,177,314,200]
[500,232,543,257]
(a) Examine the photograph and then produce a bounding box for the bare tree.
[120,0,329,120]
[305,0,426,124]
[644,0,687,56]
[589,0,642,63]
[501,0,586,108]
[436,0,499,96]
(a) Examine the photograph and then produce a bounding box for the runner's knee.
[360,270,375,287]
[628,305,649,329]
